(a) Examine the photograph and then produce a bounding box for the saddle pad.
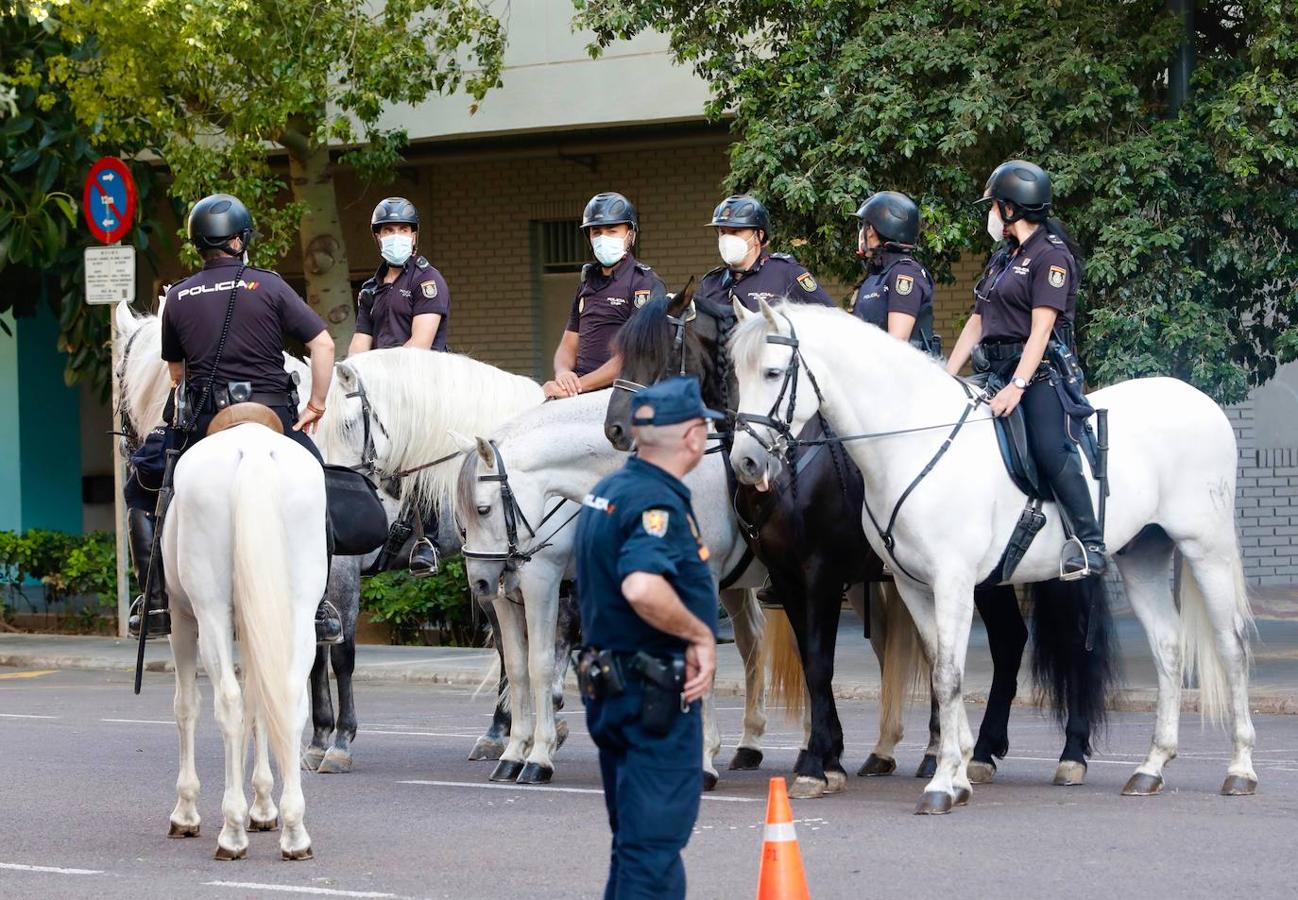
[323,465,390,556]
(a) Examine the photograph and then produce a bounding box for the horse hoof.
[702,771,719,793]
[914,791,953,815]
[825,770,848,794]
[489,759,525,783]
[1121,773,1164,796]
[1220,775,1257,796]
[1054,761,1087,786]
[789,776,827,800]
[517,762,554,785]
[316,748,353,774]
[249,817,279,833]
[967,760,996,784]
[729,747,764,771]
[301,746,326,771]
[468,738,506,761]
[914,754,938,779]
[168,821,200,838]
[555,720,570,752]
[282,845,313,861]
[214,844,247,861]
[953,786,972,807]
[857,754,896,777]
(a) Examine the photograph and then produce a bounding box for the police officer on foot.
[946,160,1106,579]
[545,192,666,399]
[574,375,722,899]
[125,193,343,643]
[851,191,941,356]
[697,194,836,310]
[348,197,451,575]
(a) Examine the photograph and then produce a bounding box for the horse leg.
[277,603,317,861]
[318,637,357,774]
[861,582,900,776]
[489,590,531,783]
[701,685,722,791]
[772,578,827,799]
[519,580,561,784]
[197,618,251,860]
[168,609,202,838]
[969,585,1026,784]
[549,586,582,752]
[802,568,847,796]
[249,715,280,830]
[720,587,767,771]
[1114,529,1181,796]
[303,645,332,772]
[470,599,510,761]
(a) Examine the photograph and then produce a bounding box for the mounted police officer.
[348,197,450,575]
[696,194,836,311]
[545,192,666,400]
[575,375,721,899]
[850,191,941,356]
[124,193,342,643]
[946,160,1106,579]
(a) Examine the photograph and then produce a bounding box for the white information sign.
[85,245,136,305]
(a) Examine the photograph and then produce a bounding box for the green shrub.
[0,530,130,627]
[359,556,481,647]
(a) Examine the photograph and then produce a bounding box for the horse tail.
[765,606,806,724]
[878,581,929,722]
[1029,577,1117,751]
[231,446,298,773]
[1179,547,1254,726]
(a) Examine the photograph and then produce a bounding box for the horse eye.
[763,368,783,381]
[477,505,491,516]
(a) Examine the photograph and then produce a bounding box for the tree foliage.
[577,0,1298,402]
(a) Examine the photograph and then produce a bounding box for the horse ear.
[113,301,139,338]
[757,297,778,329]
[669,277,696,317]
[334,362,356,390]
[448,430,476,455]
[474,436,495,467]
[732,298,752,322]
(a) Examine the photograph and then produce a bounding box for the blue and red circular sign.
[83,157,137,244]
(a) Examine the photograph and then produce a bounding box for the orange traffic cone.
[755,777,810,899]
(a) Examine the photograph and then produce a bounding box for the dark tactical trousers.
[585,682,702,900]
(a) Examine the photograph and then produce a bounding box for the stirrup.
[1058,536,1093,582]
[315,599,344,646]
[408,538,440,577]
[127,595,171,640]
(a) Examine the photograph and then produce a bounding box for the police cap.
[708,194,770,238]
[855,191,920,246]
[978,160,1053,214]
[581,192,638,232]
[187,194,254,249]
[371,197,420,232]
[631,375,725,427]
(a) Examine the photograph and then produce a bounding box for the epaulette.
[580,262,596,283]
[634,261,654,273]
[769,252,794,260]
[702,265,727,279]
[415,256,430,269]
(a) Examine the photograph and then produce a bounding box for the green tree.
[51,0,506,345]
[577,0,1298,402]
[0,1,164,394]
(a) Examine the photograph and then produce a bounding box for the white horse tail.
[878,581,929,718]
[765,606,806,723]
[231,447,297,769]
[1179,546,1254,726]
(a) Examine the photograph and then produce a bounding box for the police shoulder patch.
[642,509,669,537]
[420,278,438,299]
[1048,265,1067,289]
[634,289,651,308]
[895,274,914,296]
[797,272,818,292]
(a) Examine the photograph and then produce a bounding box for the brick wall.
[1230,406,1298,585]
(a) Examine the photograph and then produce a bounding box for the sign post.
[84,158,138,638]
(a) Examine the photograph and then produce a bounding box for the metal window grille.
[539,220,587,274]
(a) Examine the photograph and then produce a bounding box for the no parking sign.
[82,157,137,244]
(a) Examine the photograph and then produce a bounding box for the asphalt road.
[2,667,1296,900]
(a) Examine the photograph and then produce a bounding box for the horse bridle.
[611,299,698,401]
[345,370,461,497]
[113,325,149,458]
[460,440,578,566]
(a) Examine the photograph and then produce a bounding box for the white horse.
[728,301,1256,814]
[115,303,326,859]
[454,390,770,788]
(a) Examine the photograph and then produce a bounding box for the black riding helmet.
[188,194,254,254]
[707,194,771,242]
[855,191,920,246]
[976,160,1052,223]
[371,197,420,233]
[581,192,639,233]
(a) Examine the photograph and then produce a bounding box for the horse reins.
[345,371,464,496]
[460,440,579,567]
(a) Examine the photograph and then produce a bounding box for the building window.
[539,220,587,274]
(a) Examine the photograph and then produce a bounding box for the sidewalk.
[3,606,1298,714]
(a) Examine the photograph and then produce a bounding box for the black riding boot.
[126,508,171,639]
[409,510,440,577]
[1049,453,1107,580]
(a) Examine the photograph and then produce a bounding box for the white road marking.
[0,862,103,875]
[359,729,490,738]
[205,882,402,898]
[0,713,59,719]
[399,779,760,803]
[102,718,172,725]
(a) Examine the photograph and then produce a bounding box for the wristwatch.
[1010,376,1029,390]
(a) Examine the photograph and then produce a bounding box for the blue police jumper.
[696,252,836,311]
[576,455,718,900]
[851,249,940,355]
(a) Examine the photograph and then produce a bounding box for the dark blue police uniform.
[356,255,451,350]
[696,252,836,311]
[575,377,722,900]
[851,249,940,355]
[568,254,666,377]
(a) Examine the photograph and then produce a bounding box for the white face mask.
[986,206,1005,243]
[591,234,628,267]
[718,233,752,268]
[380,233,414,267]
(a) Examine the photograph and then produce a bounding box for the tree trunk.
[287,141,356,348]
